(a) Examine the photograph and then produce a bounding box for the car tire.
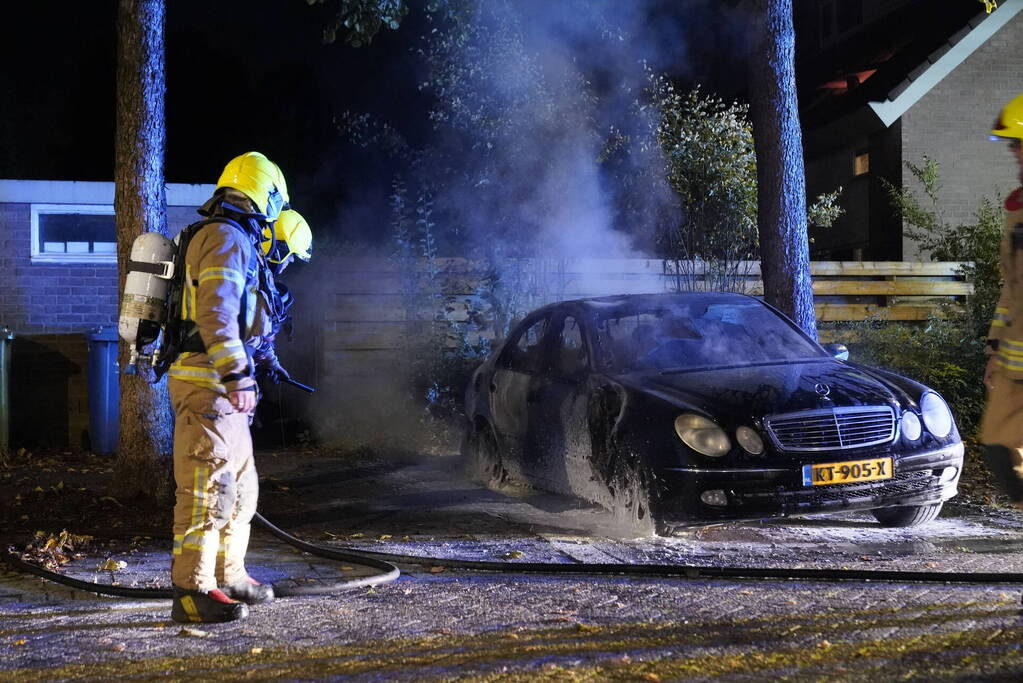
[871,502,943,527]
[607,459,658,536]
[468,425,508,489]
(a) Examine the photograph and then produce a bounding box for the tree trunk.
[747,0,817,339]
[115,0,173,501]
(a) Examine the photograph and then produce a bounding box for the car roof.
[533,292,763,318]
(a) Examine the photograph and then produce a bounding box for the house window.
[854,150,869,176]
[31,204,116,263]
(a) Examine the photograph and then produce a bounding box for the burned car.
[463,292,963,532]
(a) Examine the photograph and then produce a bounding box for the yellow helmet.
[991,94,1023,140]
[216,151,288,220]
[263,209,312,263]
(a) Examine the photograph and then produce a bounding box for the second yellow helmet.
[263,209,312,263]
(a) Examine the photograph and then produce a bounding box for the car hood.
[615,360,901,420]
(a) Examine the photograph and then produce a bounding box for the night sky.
[1,1,976,247]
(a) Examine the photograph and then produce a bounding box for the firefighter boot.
[221,577,275,605]
[171,586,249,623]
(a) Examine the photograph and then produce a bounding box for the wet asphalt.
[3,452,1023,681]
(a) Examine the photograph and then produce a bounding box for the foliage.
[846,157,1004,444]
[883,156,1003,338]
[310,0,408,47]
[846,318,988,435]
[652,80,843,293]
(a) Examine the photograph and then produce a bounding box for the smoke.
[285,0,712,450]
[410,0,687,260]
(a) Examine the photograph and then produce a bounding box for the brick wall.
[901,11,1023,259]
[0,199,204,449]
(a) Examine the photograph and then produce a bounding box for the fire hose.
[7,505,1023,601]
[5,378,1023,596]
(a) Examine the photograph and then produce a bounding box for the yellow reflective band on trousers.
[992,307,1011,327]
[173,465,212,555]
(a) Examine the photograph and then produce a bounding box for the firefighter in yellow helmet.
[981,94,1023,509]
[167,152,311,623]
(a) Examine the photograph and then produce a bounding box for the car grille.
[764,406,896,452]
[737,470,935,507]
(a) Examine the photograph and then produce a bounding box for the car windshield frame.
[591,299,828,374]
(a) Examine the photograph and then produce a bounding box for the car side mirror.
[822,343,849,361]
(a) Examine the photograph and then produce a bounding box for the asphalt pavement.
[3,451,1023,681]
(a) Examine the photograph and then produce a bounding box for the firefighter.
[981,93,1023,509]
[168,152,311,623]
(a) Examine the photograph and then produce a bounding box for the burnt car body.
[463,292,963,531]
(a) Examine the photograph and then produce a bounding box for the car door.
[489,314,551,472]
[525,312,595,494]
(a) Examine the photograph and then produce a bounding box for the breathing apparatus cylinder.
[118,232,177,373]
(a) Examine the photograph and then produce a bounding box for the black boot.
[221,577,275,605]
[171,586,249,624]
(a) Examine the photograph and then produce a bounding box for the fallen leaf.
[177,627,210,638]
[643,674,662,682]
[379,534,392,540]
[501,551,524,559]
[738,590,753,595]
[818,640,832,649]
[98,559,127,572]
[250,647,263,654]
[111,643,126,652]
[575,622,599,633]
[12,639,27,646]
[430,566,446,573]
[341,566,355,571]
[349,533,365,539]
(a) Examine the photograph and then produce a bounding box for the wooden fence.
[286,258,972,445]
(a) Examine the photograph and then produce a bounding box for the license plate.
[801,457,893,486]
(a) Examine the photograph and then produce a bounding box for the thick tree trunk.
[748,0,817,339]
[115,0,173,501]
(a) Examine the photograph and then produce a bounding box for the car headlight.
[901,410,921,441]
[920,392,953,438]
[675,414,731,457]
[736,425,764,454]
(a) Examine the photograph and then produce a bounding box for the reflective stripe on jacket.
[168,220,274,394]
[988,190,1023,378]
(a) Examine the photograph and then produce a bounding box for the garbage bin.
[86,326,120,454]
[0,326,13,453]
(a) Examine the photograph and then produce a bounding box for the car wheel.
[607,459,657,536]
[871,502,943,527]
[468,425,508,489]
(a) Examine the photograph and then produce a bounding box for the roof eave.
[867,0,1023,128]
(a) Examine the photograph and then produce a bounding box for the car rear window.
[596,301,824,371]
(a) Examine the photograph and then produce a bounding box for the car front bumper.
[657,441,964,525]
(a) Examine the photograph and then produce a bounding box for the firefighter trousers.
[169,378,258,591]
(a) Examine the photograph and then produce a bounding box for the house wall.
[0,180,213,449]
[901,10,1023,259]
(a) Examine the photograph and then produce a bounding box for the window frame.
[30,203,117,264]
[498,313,551,374]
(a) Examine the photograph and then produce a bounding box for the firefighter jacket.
[167,218,275,395]
[987,187,1023,377]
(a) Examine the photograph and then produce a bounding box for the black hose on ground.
[0,513,401,600]
[7,512,1023,600]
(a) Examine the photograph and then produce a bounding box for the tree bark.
[747,0,817,339]
[115,0,173,501]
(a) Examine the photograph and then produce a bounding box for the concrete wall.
[0,180,212,448]
[901,10,1023,259]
